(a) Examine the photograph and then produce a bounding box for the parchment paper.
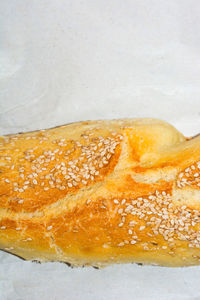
[1,1,200,299]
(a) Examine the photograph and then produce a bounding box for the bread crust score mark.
[0,118,200,268]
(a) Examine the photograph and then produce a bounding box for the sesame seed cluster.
[177,161,200,188]
[0,129,123,208]
[113,190,200,252]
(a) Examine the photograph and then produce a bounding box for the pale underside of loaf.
[1,118,200,268]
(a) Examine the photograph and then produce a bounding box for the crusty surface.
[1,118,200,268]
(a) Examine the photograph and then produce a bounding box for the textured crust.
[1,118,200,268]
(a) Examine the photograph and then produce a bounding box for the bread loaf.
[1,118,200,268]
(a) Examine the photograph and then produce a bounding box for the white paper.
[1,0,200,299]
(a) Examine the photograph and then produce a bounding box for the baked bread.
[1,118,200,268]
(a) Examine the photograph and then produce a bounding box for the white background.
[1,0,200,299]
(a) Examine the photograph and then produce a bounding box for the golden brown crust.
[1,118,200,267]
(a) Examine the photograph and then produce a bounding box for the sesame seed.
[59,186,65,190]
[121,216,126,222]
[129,221,136,226]
[47,226,53,231]
[118,208,123,214]
[139,226,145,231]
[121,199,126,205]
[118,242,124,246]
[130,240,137,245]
